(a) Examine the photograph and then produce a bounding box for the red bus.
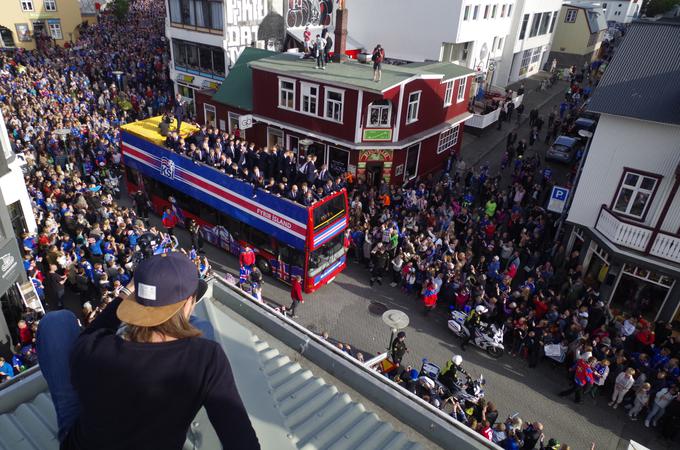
[120,118,348,292]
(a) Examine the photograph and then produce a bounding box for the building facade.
[578,0,641,24]
[344,0,515,93]
[0,111,34,358]
[494,0,564,87]
[566,21,680,323]
[166,0,286,112]
[195,49,473,186]
[0,0,86,50]
[548,3,607,68]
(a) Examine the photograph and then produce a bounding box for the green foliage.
[110,0,130,22]
[645,0,680,16]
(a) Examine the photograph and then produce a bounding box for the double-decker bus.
[120,117,348,292]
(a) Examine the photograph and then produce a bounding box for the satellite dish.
[479,43,489,61]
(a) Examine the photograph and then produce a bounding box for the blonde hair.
[125,302,201,343]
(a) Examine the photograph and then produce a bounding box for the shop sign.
[178,74,195,84]
[0,239,21,295]
[395,164,404,176]
[202,80,220,90]
[359,149,393,163]
[363,128,393,142]
[238,114,254,130]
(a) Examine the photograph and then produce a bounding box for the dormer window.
[367,100,392,127]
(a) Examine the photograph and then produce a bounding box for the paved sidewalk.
[460,72,569,169]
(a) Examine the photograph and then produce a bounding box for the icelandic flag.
[271,259,290,282]
[239,266,252,284]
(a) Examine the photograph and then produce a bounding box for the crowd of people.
[0,1,678,448]
[0,1,205,381]
[163,119,347,206]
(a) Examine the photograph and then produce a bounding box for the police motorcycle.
[417,357,485,405]
[448,305,505,359]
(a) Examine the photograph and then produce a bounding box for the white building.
[165,0,285,110]
[0,109,36,238]
[576,1,640,23]
[345,1,516,88]
[566,21,680,322]
[494,0,564,87]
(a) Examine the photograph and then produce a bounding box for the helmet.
[452,355,463,366]
[475,305,488,315]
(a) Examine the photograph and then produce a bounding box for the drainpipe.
[644,162,680,254]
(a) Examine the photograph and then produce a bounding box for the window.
[612,171,660,219]
[473,5,479,19]
[519,14,530,39]
[565,9,578,23]
[501,4,506,17]
[301,83,318,115]
[484,5,490,18]
[443,80,454,106]
[539,12,551,35]
[48,20,62,40]
[279,78,296,110]
[169,0,224,31]
[437,125,460,154]
[367,100,391,127]
[203,103,216,128]
[529,13,541,37]
[603,3,608,8]
[497,37,504,50]
[492,4,497,18]
[464,5,471,20]
[406,91,421,124]
[492,37,498,52]
[507,4,512,16]
[519,49,532,74]
[172,38,225,77]
[457,77,467,103]
[44,0,56,11]
[461,42,470,61]
[404,144,420,180]
[550,10,558,33]
[20,1,33,11]
[530,46,542,64]
[324,88,344,122]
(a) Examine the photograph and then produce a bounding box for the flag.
[239,266,251,284]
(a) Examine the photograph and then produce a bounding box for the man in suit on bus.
[316,163,332,188]
[173,93,186,134]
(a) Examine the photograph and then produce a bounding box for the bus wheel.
[257,257,272,275]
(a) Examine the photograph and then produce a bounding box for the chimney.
[332,2,349,63]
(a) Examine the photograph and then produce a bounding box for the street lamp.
[381,309,410,355]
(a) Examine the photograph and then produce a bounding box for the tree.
[110,0,130,22]
[644,0,680,16]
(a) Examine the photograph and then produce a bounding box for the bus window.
[249,228,274,253]
[219,213,242,240]
[200,203,218,225]
[313,194,346,230]
[308,233,344,277]
[278,245,304,268]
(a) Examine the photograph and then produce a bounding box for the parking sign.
[547,186,569,213]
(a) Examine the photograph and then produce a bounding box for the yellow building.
[0,0,90,50]
[548,2,607,69]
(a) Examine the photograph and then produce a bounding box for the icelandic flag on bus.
[239,266,251,284]
[270,259,289,282]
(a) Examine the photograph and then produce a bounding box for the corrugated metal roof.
[0,283,424,450]
[587,21,680,125]
[211,48,278,111]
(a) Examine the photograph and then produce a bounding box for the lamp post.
[381,309,409,355]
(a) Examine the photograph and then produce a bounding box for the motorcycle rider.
[439,354,471,391]
[461,305,487,350]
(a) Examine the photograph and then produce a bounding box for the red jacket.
[239,249,255,267]
[291,278,304,302]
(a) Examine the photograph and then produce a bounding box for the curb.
[464,83,568,166]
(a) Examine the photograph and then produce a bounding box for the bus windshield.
[308,233,345,277]
[313,193,346,230]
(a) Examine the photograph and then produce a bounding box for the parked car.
[569,117,597,139]
[546,136,578,164]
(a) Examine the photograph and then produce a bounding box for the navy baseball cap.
[117,252,208,327]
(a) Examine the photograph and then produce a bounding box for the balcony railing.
[595,205,680,264]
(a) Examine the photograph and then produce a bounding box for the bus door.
[276,243,304,284]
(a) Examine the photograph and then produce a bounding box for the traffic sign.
[547,186,569,213]
[238,114,253,130]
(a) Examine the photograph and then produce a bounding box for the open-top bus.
[120,117,348,292]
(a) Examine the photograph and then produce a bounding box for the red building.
[195,48,473,185]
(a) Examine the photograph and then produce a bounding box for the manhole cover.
[368,301,388,316]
